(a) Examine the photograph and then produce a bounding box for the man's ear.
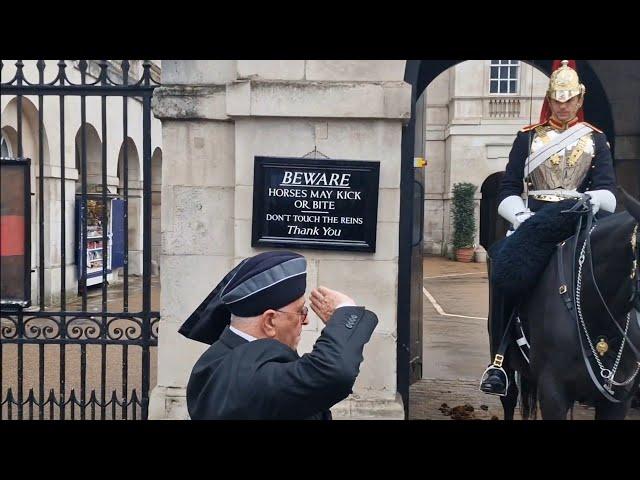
[260,310,278,338]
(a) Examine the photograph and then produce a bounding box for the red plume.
[539,60,584,123]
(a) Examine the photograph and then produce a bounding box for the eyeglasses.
[275,305,309,321]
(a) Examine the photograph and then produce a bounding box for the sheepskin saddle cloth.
[489,199,583,296]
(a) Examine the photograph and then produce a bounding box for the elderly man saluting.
[179,251,378,420]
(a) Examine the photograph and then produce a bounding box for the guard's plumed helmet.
[547,60,585,102]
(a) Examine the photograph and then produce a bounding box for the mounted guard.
[480,60,618,396]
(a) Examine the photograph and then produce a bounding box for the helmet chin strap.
[549,92,584,126]
[549,105,582,129]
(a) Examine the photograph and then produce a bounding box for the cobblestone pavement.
[409,255,640,420]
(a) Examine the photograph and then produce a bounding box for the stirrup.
[479,356,509,397]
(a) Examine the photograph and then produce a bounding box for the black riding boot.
[480,255,513,396]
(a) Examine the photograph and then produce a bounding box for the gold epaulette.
[520,122,545,132]
[582,122,603,134]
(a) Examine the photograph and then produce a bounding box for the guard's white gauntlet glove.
[498,195,533,230]
[585,189,616,215]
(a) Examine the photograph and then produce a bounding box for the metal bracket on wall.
[302,146,330,160]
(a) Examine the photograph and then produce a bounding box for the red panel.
[0,215,25,256]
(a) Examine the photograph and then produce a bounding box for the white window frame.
[489,60,520,95]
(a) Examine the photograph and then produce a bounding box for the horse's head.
[521,189,640,416]
[618,186,640,304]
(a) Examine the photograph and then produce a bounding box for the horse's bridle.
[629,225,640,309]
[559,195,640,403]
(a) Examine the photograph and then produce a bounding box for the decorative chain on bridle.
[576,225,640,393]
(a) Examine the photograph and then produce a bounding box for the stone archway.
[1,96,51,166]
[147,60,638,421]
[421,61,549,257]
[401,59,621,417]
[2,97,51,305]
[1,126,17,158]
[74,124,102,192]
[117,138,143,276]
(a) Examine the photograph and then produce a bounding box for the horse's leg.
[500,368,519,420]
[594,398,631,420]
[537,371,571,420]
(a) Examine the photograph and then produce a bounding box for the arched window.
[1,132,14,159]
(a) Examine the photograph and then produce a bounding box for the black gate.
[0,60,160,420]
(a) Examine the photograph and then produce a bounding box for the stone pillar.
[149,60,410,419]
[151,151,162,276]
[149,61,238,419]
[425,68,450,255]
[126,180,144,276]
[41,165,79,306]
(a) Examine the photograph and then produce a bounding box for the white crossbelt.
[525,123,594,174]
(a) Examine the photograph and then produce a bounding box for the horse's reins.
[558,198,640,402]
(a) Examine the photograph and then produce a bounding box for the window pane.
[509,80,517,93]
[491,66,498,79]
[509,66,517,78]
[491,60,500,65]
[490,80,498,93]
[500,66,508,77]
[499,81,508,93]
[500,60,509,65]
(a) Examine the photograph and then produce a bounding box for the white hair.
[229,313,264,339]
[229,313,260,326]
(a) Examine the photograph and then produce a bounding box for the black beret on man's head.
[178,251,307,345]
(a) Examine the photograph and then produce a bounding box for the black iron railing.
[1,60,160,420]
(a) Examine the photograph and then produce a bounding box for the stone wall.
[422,60,548,255]
[149,61,409,419]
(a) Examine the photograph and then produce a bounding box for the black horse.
[495,190,640,420]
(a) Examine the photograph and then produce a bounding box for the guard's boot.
[480,362,508,396]
[480,255,510,396]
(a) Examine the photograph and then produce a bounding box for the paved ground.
[1,276,159,420]
[409,255,640,420]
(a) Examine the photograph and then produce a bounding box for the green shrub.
[451,182,477,249]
